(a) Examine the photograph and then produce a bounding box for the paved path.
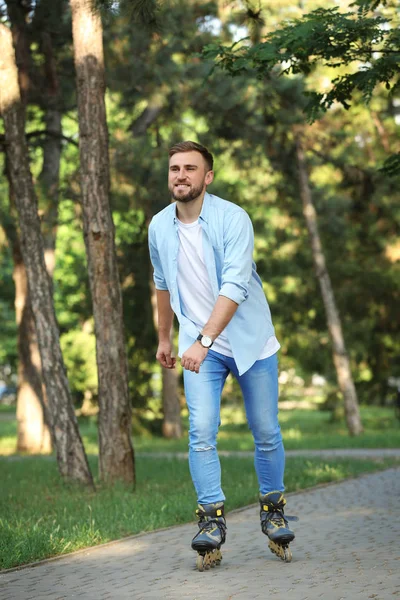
[4,448,400,462]
[1,468,399,600]
[137,448,400,459]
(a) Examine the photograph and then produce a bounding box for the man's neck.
[175,191,206,224]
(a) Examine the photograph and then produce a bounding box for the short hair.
[168,141,214,171]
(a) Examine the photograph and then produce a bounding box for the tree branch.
[0,129,79,150]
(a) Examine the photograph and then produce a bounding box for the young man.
[148,141,296,570]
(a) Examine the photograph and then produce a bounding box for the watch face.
[202,335,212,348]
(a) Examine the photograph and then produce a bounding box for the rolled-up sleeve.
[148,220,168,291]
[219,210,254,305]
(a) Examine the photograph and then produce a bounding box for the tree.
[2,0,72,454]
[9,0,67,454]
[6,169,53,453]
[0,22,94,486]
[70,0,135,484]
[1,0,397,439]
[296,135,363,434]
[204,0,400,172]
[202,1,376,433]
[2,0,51,454]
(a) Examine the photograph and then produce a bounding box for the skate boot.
[259,491,298,563]
[191,502,226,571]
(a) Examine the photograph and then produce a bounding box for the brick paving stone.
[0,468,399,600]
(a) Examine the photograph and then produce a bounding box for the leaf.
[379,153,400,177]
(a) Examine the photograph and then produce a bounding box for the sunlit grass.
[0,420,17,455]
[281,428,303,441]
[0,454,398,570]
[1,405,399,456]
[0,438,17,456]
[0,404,15,414]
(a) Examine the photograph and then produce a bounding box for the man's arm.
[181,295,238,373]
[202,295,238,340]
[155,289,176,369]
[148,222,175,368]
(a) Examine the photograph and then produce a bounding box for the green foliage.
[0,172,17,371]
[53,200,91,330]
[97,0,162,29]
[203,3,400,167]
[380,152,400,177]
[1,0,399,422]
[0,247,16,369]
[0,298,16,370]
[60,326,98,401]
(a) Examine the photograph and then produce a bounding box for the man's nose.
[177,169,187,179]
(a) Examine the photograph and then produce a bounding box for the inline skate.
[191,502,226,571]
[259,491,298,562]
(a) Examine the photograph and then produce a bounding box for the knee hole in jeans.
[192,445,215,452]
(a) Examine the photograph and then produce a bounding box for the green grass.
[1,405,399,456]
[0,454,398,570]
[1,402,398,568]
[0,404,16,414]
[87,405,400,453]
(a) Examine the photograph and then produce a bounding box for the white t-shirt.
[176,219,280,360]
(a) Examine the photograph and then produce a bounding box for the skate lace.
[198,516,227,539]
[268,510,287,528]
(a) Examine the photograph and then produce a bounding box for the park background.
[0,0,399,570]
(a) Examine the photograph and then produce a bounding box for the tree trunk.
[161,367,182,438]
[18,27,62,454]
[39,30,63,278]
[295,136,363,435]
[70,0,135,484]
[0,23,94,485]
[3,153,52,453]
[5,7,63,455]
[150,281,182,438]
[8,221,52,454]
[130,95,164,137]
[5,0,32,104]
[15,271,53,453]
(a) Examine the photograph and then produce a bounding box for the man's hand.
[156,341,176,369]
[181,342,208,373]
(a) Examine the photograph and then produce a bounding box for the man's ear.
[205,170,214,185]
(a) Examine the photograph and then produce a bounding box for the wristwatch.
[196,333,213,349]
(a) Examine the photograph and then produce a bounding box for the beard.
[169,182,205,203]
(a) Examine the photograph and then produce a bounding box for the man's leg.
[232,353,296,562]
[183,350,229,504]
[231,352,284,494]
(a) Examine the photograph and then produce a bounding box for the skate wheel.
[204,552,212,570]
[268,540,292,562]
[268,540,282,560]
[283,547,292,563]
[196,554,205,572]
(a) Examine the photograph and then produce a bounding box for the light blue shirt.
[148,192,276,375]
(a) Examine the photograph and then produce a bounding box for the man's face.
[168,151,213,203]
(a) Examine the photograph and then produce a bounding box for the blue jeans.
[183,350,285,505]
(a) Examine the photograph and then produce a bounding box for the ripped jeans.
[183,350,285,505]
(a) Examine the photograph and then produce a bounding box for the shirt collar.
[199,192,210,224]
[172,192,211,225]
